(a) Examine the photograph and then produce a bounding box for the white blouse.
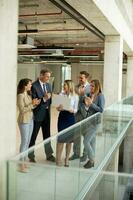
[60,92,79,113]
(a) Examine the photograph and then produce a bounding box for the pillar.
[126,56,133,96]
[103,35,123,107]
[0,0,18,199]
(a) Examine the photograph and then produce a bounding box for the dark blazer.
[31,80,52,121]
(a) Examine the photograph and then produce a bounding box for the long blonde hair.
[64,80,76,96]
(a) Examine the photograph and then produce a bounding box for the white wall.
[17,63,42,83]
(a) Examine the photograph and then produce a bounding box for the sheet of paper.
[52,94,71,110]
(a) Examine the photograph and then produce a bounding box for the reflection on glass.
[7,95,133,200]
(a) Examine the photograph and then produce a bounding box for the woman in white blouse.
[56,80,79,167]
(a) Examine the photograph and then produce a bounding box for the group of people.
[17,68,105,172]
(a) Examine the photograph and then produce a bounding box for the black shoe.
[69,154,80,160]
[47,155,55,162]
[80,155,87,162]
[83,160,94,169]
[29,158,36,163]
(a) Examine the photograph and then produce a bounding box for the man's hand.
[44,92,51,100]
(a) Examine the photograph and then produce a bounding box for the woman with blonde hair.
[56,80,79,167]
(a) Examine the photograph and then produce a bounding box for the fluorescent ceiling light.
[46,61,67,63]
[32,48,74,51]
[80,61,104,65]
[18,54,64,57]
[18,61,47,64]
[18,44,36,49]
[18,54,47,57]
[65,55,99,58]
[41,61,47,63]
[80,60,103,63]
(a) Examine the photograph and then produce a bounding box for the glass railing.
[84,171,133,200]
[7,96,133,200]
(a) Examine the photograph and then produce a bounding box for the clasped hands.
[84,96,93,106]
[32,98,41,106]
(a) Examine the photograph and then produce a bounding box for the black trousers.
[28,109,53,159]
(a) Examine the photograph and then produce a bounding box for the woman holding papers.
[56,80,79,167]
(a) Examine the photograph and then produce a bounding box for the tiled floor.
[12,159,93,200]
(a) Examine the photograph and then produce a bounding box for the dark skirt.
[58,111,75,143]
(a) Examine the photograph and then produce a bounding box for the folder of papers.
[52,94,71,110]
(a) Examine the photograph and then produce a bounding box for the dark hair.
[17,78,32,95]
[80,71,89,78]
[40,68,52,75]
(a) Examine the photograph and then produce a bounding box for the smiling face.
[40,72,51,83]
[25,81,32,91]
[79,74,87,85]
[63,82,69,93]
[90,82,95,94]
[90,80,101,95]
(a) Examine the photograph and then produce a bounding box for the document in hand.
[52,94,71,110]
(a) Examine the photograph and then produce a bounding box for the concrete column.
[103,35,123,106]
[0,0,18,199]
[126,56,133,96]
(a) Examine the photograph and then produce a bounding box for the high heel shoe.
[56,159,63,166]
[64,158,69,167]
[18,163,28,173]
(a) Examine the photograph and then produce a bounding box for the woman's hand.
[84,97,93,106]
[56,104,63,111]
[69,109,74,113]
[32,98,41,105]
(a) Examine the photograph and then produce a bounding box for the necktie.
[43,84,47,94]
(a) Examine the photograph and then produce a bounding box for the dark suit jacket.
[31,80,52,122]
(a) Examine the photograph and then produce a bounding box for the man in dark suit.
[28,68,55,162]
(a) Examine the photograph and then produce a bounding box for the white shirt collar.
[39,79,46,90]
[82,82,89,88]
